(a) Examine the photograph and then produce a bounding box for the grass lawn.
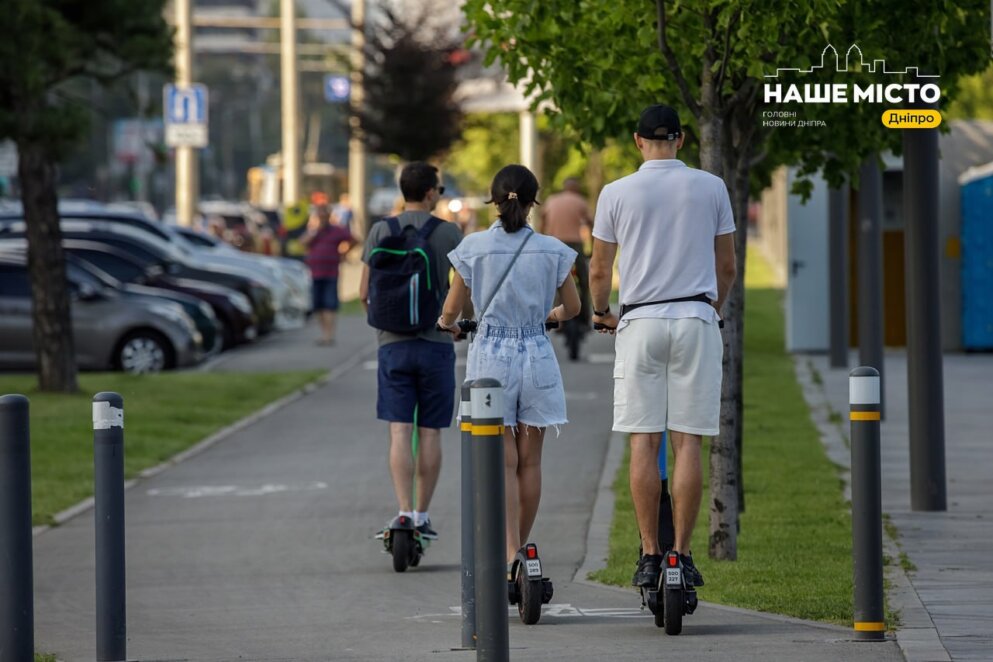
[589,249,855,624]
[0,371,323,526]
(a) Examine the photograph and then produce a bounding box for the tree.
[464,0,990,559]
[334,0,463,162]
[0,0,172,392]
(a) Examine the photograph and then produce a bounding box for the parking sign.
[164,83,209,148]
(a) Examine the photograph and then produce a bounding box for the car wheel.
[116,331,172,374]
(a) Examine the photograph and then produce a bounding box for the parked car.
[0,237,258,350]
[0,219,276,334]
[0,253,202,373]
[0,210,309,328]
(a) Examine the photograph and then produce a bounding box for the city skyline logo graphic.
[763,43,942,105]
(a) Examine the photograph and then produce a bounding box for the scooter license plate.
[665,568,682,586]
[525,559,542,578]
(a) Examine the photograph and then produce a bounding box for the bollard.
[470,378,509,662]
[94,392,127,661]
[849,368,885,641]
[1,394,34,660]
[460,380,477,650]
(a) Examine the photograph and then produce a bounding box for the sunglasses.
[436,185,446,195]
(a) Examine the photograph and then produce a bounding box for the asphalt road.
[31,322,904,661]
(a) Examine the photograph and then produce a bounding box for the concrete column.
[348,0,368,236]
[280,0,301,205]
[174,0,198,227]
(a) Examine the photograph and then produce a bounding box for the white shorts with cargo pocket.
[612,317,723,436]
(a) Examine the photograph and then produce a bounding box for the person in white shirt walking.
[589,104,737,590]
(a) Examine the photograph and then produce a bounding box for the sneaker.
[632,553,663,588]
[416,519,438,540]
[680,553,704,587]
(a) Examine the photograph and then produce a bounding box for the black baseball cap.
[637,104,681,141]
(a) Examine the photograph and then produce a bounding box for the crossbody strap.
[476,228,534,323]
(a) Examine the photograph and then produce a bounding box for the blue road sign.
[324,75,350,103]
[164,84,208,125]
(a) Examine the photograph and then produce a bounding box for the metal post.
[849,367,885,641]
[174,0,198,227]
[348,0,368,236]
[519,110,538,178]
[471,378,509,662]
[829,181,850,369]
[0,394,34,660]
[857,156,885,418]
[94,392,126,662]
[280,0,301,205]
[902,94,947,511]
[460,381,476,650]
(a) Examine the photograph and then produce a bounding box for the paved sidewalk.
[808,351,993,661]
[32,329,903,661]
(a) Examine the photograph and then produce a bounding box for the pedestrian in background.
[541,177,593,324]
[302,201,354,345]
[438,164,580,572]
[589,104,737,591]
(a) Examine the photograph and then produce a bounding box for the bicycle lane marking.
[406,604,650,621]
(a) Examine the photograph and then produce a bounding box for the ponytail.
[487,164,540,233]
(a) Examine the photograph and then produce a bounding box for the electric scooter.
[507,543,555,624]
[376,513,428,572]
[640,433,698,635]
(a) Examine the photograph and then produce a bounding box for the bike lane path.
[32,326,904,661]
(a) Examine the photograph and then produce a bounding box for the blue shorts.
[312,277,339,311]
[377,339,455,429]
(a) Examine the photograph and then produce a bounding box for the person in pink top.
[302,202,355,345]
[540,178,593,323]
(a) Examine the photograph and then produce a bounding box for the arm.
[437,271,470,331]
[549,273,581,322]
[590,238,619,331]
[359,264,370,313]
[714,232,737,316]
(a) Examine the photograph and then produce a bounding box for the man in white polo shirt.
[589,104,737,590]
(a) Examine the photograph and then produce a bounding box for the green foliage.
[590,250,857,623]
[462,0,992,192]
[446,113,521,195]
[0,371,322,526]
[946,64,993,120]
[0,0,173,155]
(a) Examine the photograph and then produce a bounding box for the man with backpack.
[360,162,463,541]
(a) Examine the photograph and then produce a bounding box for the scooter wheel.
[392,529,413,573]
[518,574,543,625]
[653,590,665,628]
[663,586,683,635]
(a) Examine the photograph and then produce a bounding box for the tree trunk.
[698,108,739,561]
[17,138,78,393]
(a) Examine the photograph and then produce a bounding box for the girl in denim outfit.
[438,165,581,568]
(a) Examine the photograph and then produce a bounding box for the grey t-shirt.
[362,210,463,346]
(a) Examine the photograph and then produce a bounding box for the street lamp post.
[280,0,302,206]
[174,0,198,227]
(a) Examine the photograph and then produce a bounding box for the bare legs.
[317,310,337,343]
[504,424,546,562]
[630,430,703,555]
[388,423,442,513]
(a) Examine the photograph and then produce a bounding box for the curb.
[573,430,626,583]
[31,342,377,539]
[794,355,950,662]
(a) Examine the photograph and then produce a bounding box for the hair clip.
[507,192,518,200]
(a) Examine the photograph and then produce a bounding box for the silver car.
[0,254,203,373]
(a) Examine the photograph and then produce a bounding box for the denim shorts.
[377,339,456,429]
[312,277,340,311]
[465,324,567,428]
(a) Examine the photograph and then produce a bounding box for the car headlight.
[228,291,253,314]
